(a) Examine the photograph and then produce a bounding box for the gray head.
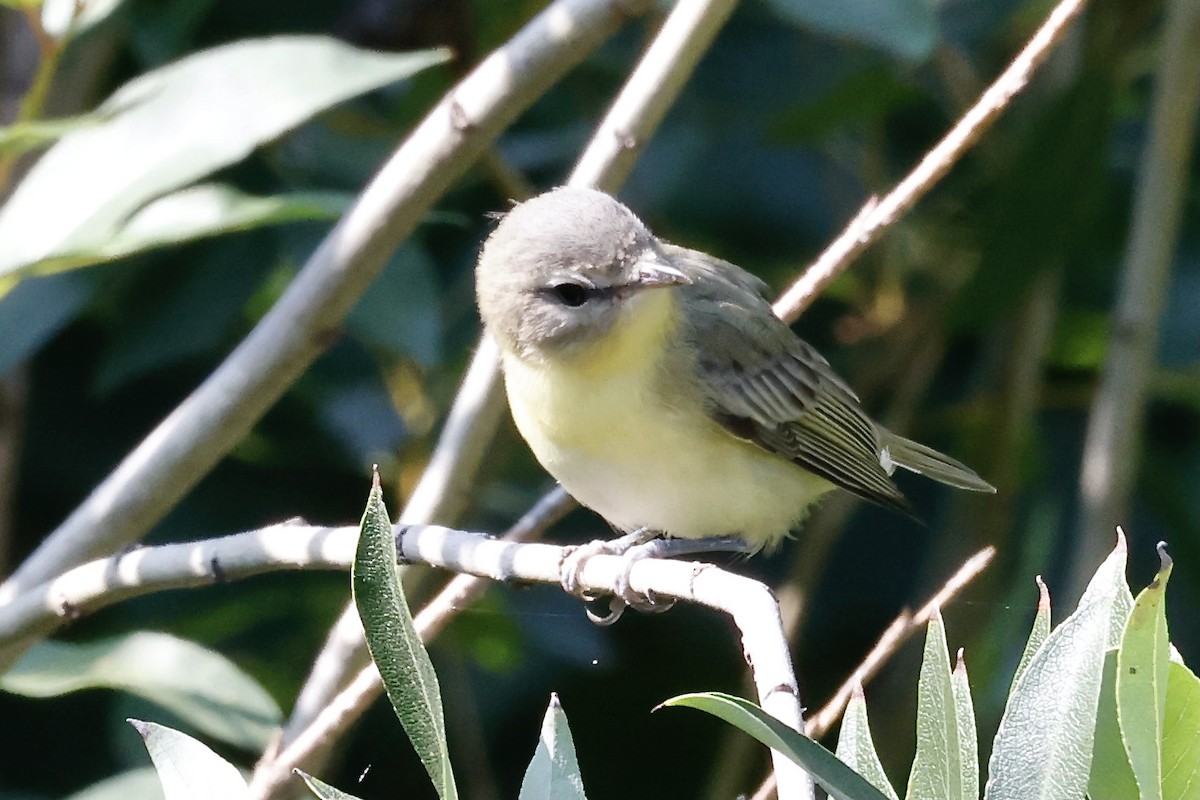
[476,186,689,358]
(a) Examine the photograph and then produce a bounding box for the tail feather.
[880,433,996,493]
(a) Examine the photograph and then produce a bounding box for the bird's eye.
[551,283,589,307]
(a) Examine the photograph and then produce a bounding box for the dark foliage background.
[0,0,1196,797]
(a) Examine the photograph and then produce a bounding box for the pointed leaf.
[906,609,965,800]
[1162,661,1200,800]
[984,536,1127,800]
[0,37,450,285]
[129,720,250,800]
[353,472,458,799]
[836,686,899,800]
[1117,544,1173,800]
[1010,577,1051,694]
[1,632,282,750]
[519,694,588,800]
[952,651,979,800]
[296,770,366,800]
[661,692,891,800]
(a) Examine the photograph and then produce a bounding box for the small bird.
[476,186,993,566]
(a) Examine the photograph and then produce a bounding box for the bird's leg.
[561,531,754,626]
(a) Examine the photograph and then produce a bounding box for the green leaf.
[64,768,165,800]
[0,113,107,157]
[984,536,1128,800]
[1162,661,1200,800]
[520,694,588,800]
[0,37,450,286]
[1089,652,1140,800]
[906,609,966,800]
[129,719,250,800]
[0,270,99,376]
[760,0,938,61]
[40,0,126,39]
[0,631,282,751]
[1117,545,1174,800]
[952,651,979,800]
[296,770,366,800]
[835,685,899,800]
[661,692,891,800]
[1010,576,1051,695]
[352,472,458,800]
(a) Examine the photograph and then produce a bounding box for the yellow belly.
[499,293,831,548]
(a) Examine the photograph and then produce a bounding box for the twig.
[804,545,995,738]
[748,546,994,800]
[771,0,1093,324]
[1069,0,1200,602]
[0,0,653,606]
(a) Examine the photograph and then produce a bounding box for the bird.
[475,186,993,607]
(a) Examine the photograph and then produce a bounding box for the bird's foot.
[561,532,753,625]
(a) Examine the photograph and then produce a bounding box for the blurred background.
[0,0,1196,797]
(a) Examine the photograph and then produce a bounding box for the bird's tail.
[880,432,996,493]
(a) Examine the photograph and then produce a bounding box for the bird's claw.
[560,530,674,623]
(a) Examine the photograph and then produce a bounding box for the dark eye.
[551,283,589,307]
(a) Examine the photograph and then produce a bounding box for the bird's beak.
[632,252,691,288]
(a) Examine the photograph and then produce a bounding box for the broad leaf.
[1089,652,1140,800]
[65,768,165,800]
[662,692,891,800]
[0,37,449,286]
[353,473,458,799]
[520,694,588,800]
[1162,661,1200,800]
[985,536,1127,800]
[1,631,282,750]
[129,720,249,800]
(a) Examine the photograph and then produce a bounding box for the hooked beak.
[631,252,691,289]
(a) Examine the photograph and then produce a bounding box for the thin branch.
[0,0,653,606]
[771,0,1093,324]
[1069,0,1200,602]
[804,545,995,738]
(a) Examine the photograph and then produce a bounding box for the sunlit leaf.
[661,692,890,800]
[519,694,588,800]
[353,473,458,799]
[952,651,979,800]
[1010,577,1051,694]
[906,610,966,800]
[129,720,250,800]
[835,686,898,800]
[64,768,164,800]
[1162,661,1200,800]
[296,770,365,800]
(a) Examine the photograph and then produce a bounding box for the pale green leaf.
[1010,576,1051,694]
[1089,652,1140,800]
[1,631,282,751]
[519,694,588,800]
[907,609,965,800]
[984,536,1128,800]
[836,686,899,800]
[41,0,126,39]
[129,720,250,800]
[1162,661,1200,800]
[296,770,366,800]
[65,768,164,800]
[952,651,979,800]
[662,692,891,800]
[353,474,458,799]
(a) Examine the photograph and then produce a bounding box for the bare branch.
[771,0,1093,324]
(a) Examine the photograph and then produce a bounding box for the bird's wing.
[664,245,912,515]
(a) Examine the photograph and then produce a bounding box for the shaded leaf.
[661,692,891,800]
[1,632,282,751]
[0,37,450,285]
[129,720,249,800]
[0,270,99,376]
[353,472,458,799]
[65,768,165,800]
[836,686,899,800]
[519,694,588,800]
[985,536,1128,800]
